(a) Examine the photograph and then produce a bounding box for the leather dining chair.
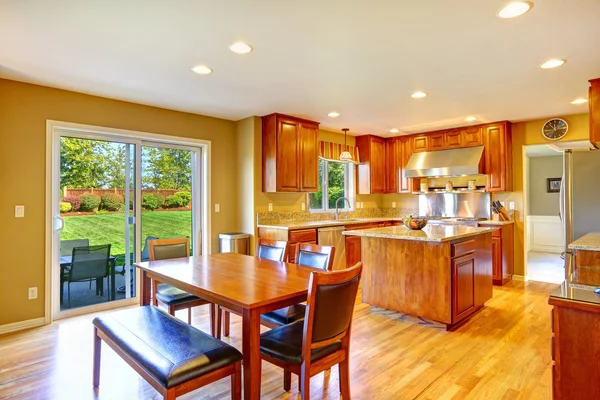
[149,238,216,333]
[260,243,335,329]
[219,238,290,338]
[259,262,363,399]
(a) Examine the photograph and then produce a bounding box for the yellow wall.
[0,79,238,326]
[494,113,589,276]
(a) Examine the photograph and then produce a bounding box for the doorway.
[46,121,209,321]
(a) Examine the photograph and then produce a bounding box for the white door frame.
[45,120,211,323]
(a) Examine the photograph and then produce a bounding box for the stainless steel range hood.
[405,146,484,178]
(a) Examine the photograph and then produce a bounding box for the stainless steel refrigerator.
[560,148,600,279]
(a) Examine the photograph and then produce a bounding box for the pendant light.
[339,128,353,162]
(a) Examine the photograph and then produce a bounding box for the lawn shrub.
[100,193,124,211]
[165,194,186,208]
[174,191,192,206]
[60,202,72,213]
[142,193,161,210]
[80,194,101,211]
[62,195,82,211]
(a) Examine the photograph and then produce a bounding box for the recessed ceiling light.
[328,112,341,117]
[541,59,566,69]
[465,116,478,122]
[411,91,427,99]
[570,98,588,105]
[497,1,533,19]
[191,65,213,75]
[229,42,253,54]
[389,129,400,133]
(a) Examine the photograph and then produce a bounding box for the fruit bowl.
[403,216,428,230]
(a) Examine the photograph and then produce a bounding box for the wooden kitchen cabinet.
[257,227,316,262]
[429,132,446,150]
[356,135,386,194]
[384,138,399,193]
[398,136,420,193]
[483,122,512,192]
[445,130,463,148]
[590,78,600,147]
[412,134,430,152]
[461,126,484,147]
[479,223,514,285]
[452,253,476,321]
[345,235,362,269]
[262,113,319,193]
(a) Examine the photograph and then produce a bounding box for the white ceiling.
[1,0,599,136]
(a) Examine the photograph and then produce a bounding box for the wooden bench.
[93,306,242,399]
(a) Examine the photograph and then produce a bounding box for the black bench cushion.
[93,306,242,388]
[260,320,341,365]
[260,304,306,327]
[155,283,202,306]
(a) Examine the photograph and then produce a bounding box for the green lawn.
[61,211,192,256]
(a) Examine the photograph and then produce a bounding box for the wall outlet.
[500,201,505,207]
[15,205,25,218]
[28,287,37,300]
[509,202,515,210]
[214,204,220,213]
[392,202,397,208]
[268,203,273,212]
[301,202,305,211]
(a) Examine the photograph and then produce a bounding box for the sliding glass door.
[50,127,205,320]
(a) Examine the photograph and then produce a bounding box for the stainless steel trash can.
[219,233,250,254]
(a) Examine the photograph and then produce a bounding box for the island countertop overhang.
[343,225,495,242]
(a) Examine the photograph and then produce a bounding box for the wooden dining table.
[134,252,318,400]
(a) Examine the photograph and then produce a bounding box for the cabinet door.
[463,127,483,147]
[446,130,463,148]
[412,135,430,152]
[430,132,446,151]
[452,253,475,322]
[484,124,508,192]
[276,118,300,191]
[345,236,362,268]
[491,237,502,281]
[299,123,319,192]
[399,137,414,193]
[590,79,600,145]
[370,137,386,194]
[385,138,398,193]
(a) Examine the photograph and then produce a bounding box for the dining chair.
[260,243,335,329]
[259,262,363,399]
[149,238,216,332]
[218,238,290,338]
[65,244,111,308]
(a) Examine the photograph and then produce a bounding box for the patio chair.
[114,236,158,293]
[65,244,112,308]
[60,239,93,290]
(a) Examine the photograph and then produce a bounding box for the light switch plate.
[15,205,25,218]
[268,203,273,212]
[301,202,305,211]
[509,202,515,210]
[392,202,397,208]
[215,204,220,213]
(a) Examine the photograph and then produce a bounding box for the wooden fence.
[63,188,180,198]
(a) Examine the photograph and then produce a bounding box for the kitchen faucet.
[335,197,351,220]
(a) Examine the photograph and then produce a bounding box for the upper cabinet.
[412,135,430,152]
[398,137,420,193]
[590,78,600,147]
[262,113,319,193]
[356,135,386,194]
[483,122,512,192]
[384,138,399,193]
[461,126,484,147]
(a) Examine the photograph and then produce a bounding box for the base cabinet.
[479,223,514,285]
[452,253,475,321]
[549,298,600,399]
[345,236,362,269]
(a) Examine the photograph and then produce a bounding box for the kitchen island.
[344,225,494,330]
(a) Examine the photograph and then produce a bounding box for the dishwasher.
[317,226,346,270]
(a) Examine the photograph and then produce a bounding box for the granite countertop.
[257,217,403,230]
[569,232,600,251]
[550,281,600,306]
[478,220,514,226]
[342,225,495,242]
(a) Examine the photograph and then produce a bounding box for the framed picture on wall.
[547,178,561,193]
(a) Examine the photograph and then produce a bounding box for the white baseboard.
[527,215,564,254]
[512,274,528,282]
[0,317,46,335]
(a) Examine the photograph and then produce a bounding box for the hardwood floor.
[0,281,556,399]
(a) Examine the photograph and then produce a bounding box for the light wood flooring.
[0,281,557,400]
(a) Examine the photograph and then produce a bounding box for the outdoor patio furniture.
[60,239,90,256]
[114,236,158,293]
[65,244,111,308]
[60,254,117,305]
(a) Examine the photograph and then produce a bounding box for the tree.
[143,147,192,190]
[60,137,112,189]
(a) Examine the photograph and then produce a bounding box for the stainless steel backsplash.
[418,192,491,219]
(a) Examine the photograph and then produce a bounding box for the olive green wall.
[528,156,563,216]
[494,113,589,277]
[0,79,238,326]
